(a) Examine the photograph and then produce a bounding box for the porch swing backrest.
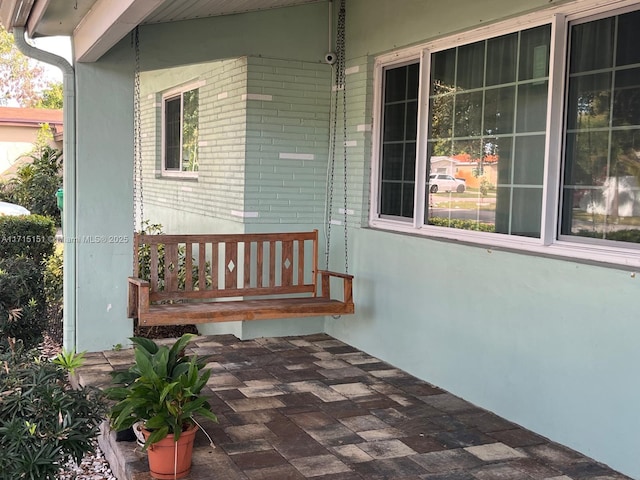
[127,230,354,326]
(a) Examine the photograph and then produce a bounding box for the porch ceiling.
[12,0,324,62]
[28,0,324,36]
[142,0,324,24]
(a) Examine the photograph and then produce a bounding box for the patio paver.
[80,334,632,480]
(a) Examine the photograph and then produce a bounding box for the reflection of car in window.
[428,174,466,193]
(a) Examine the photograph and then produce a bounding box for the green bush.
[575,229,640,244]
[44,248,63,342]
[428,216,496,232]
[0,343,105,479]
[0,256,47,350]
[0,214,56,263]
[4,146,62,224]
[137,221,211,291]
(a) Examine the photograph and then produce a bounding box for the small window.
[379,62,420,219]
[163,87,199,174]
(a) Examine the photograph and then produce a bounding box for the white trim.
[414,49,430,230]
[161,81,202,176]
[164,80,205,99]
[369,0,640,268]
[231,210,259,218]
[279,152,315,161]
[161,171,198,179]
[242,93,273,101]
[370,217,640,268]
[542,14,568,246]
[73,0,165,62]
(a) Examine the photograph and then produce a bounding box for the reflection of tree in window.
[164,88,199,172]
[427,25,550,238]
[182,89,199,172]
[562,10,640,243]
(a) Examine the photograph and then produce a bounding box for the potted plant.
[107,334,217,479]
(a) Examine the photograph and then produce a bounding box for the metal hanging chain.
[339,0,348,275]
[132,26,143,277]
[133,26,144,234]
[326,0,349,274]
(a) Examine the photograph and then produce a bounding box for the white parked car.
[0,201,30,216]
[428,174,466,193]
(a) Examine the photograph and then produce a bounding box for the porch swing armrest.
[317,270,353,280]
[316,270,354,305]
[127,277,150,318]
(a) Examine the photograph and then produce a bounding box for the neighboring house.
[429,156,459,176]
[0,106,63,177]
[3,0,640,477]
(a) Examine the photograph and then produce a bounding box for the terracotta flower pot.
[141,423,198,480]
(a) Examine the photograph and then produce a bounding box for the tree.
[2,146,63,222]
[33,82,63,109]
[0,26,49,107]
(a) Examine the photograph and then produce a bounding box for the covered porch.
[3,0,640,477]
[81,334,630,480]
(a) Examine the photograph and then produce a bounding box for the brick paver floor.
[80,334,631,480]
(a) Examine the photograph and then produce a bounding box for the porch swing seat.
[127,230,354,326]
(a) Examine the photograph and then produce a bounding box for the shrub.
[428,216,496,233]
[44,248,63,343]
[137,221,211,291]
[576,229,640,244]
[5,146,63,223]
[0,256,47,350]
[0,343,105,479]
[0,214,56,263]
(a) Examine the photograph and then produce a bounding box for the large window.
[373,3,640,264]
[163,87,199,174]
[561,10,640,246]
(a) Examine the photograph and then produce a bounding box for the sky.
[29,36,73,82]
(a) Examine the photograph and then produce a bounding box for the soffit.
[142,0,323,24]
[31,0,323,36]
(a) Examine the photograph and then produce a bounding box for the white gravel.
[58,443,117,480]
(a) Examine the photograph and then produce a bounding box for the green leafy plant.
[107,334,217,448]
[1,146,63,224]
[0,342,105,480]
[428,216,496,233]
[52,348,86,376]
[0,214,56,263]
[137,221,211,291]
[0,256,47,350]
[43,247,63,342]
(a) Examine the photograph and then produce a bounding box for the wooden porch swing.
[127,4,354,327]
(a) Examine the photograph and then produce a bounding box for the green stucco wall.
[73,0,640,476]
[322,0,640,478]
[73,40,135,351]
[140,59,248,224]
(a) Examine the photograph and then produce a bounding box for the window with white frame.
[560,10,640,245]
[372,3,640,263]
[163,87,199,174]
